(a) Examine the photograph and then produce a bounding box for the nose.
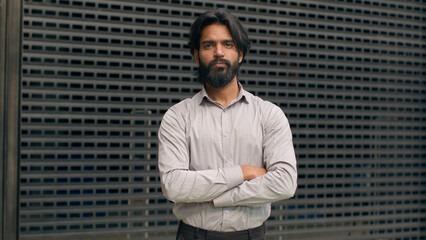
[214,45,224,58]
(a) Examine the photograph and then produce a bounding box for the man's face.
[195,24,243,88]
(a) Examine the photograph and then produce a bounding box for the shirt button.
[223,133,227,137]
[223,109,226,112]
[224,209,229,214]
[225,158,229,163]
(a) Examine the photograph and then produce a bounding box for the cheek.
[228,50,240,60]
[199,53,213,64]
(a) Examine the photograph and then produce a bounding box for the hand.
[240,165,266,181]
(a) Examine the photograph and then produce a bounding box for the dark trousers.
[176,221,266,240]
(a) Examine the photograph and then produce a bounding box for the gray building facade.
[20,0,425,239]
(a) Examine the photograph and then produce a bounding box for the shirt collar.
[198,82,249,105]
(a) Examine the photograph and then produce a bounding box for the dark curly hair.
[188,9,251,63]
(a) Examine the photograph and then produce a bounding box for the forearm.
[213,163,297,207]
[161,165,244,203]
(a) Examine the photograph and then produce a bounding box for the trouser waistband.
[177,221,265,240]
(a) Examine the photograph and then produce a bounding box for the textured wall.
[20,0,425,239]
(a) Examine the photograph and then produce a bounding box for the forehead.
[200,24,232,41]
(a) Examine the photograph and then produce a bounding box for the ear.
[238,50,243,63]
[194,49,200,66]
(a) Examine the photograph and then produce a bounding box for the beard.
[197,57,240,88]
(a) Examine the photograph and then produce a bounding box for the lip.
[213,62,227,67]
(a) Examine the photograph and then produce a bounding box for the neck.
[205,78,239,108]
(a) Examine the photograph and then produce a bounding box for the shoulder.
[243,89,277,109]
[162,91,202,122]
[245,92,287,120]
[243,93,289,133]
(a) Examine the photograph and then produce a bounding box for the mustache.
[207,58,231,68]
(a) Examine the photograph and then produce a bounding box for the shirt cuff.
[213,188,232,207]
[214,166,244,207]
[224,165,244,189]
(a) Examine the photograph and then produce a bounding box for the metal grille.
[20,0,425,239]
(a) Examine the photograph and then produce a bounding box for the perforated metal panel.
[20,0,425,239]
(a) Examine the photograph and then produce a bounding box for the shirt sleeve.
[213,104,297,207]
[158,106,244,203]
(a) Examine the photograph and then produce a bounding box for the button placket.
[220,107,235,229]
[222,107,232,166]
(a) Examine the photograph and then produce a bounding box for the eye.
[204,44,213,49]
[224,42,234,48]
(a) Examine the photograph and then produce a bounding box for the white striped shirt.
[158,84,297,232]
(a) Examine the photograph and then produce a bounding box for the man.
[158,9,297,240]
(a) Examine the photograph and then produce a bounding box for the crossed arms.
[158,105,297,208]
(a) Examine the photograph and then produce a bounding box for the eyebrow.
[201,39,234,45]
